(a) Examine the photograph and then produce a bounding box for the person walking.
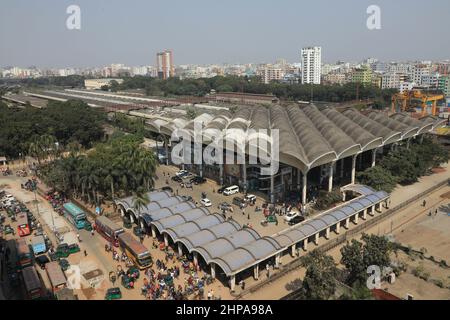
[422,200,426,207]
[84,250,87,257]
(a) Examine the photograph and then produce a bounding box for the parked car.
[175,170,189,177]
[217,186,228,194]
[171,176,182,183]
[181,195,193,202]
[200,198,212,207]
[288,215,305,226]
[218,202,232,212]
[232,197,246,207]
[35,254,50,270]
[284,210,301,222]
[161,186,173,193]
[190,176,206,185]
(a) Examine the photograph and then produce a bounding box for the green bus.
[63,202,87,230]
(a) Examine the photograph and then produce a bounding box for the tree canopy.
[299,250,338,300]
[0,99,105,159]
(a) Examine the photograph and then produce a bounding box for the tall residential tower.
[156,50,174,79]
[301,46,322,84]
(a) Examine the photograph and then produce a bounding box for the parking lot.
[153,164,293,238]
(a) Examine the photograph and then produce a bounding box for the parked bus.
[118,232,152,269]
[94,216,124,247]
[45,261,67,294]
[62,202,87,229]
[17,213,31,237]
[21,266,44,300]
[16,238,32,268]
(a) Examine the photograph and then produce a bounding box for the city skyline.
[1,0,450,68]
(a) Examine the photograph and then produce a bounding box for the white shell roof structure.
[145,104,444,173]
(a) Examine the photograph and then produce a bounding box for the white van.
[223,185,239,196]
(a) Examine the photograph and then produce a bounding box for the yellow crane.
[391,89,445,116]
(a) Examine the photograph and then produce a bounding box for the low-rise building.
[84,78,124,90]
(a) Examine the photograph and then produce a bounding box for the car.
[161,186,173,193]
[244,194,257,203]
[232,197,246,207]
[35,254,50,270]
[217,186,228,194]
[190,176,207,185]
[284,210,301,222]
[181,195,193,202]
[175,170,189,177]
[171,176,182,183]
[59,259,70,271]
[218,202,232,212]
[200,198,212,207]
[288,215,305,226]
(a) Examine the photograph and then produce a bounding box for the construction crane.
[391,89,445,116]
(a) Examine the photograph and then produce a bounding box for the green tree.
[357,166,398,193]
[299,250,338,300]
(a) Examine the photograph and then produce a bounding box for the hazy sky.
[1,0,449,68]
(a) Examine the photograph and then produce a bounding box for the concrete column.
[151,225,156,238]
[420,135,424,144]
[342,191,346,202]
[270,173,275,204]
[199,164,203,178]
[211,263,216,279]
[335,222,340,234]
[325,227,330,239]
[340,159,345,179]
[328,162,334,192]
[314,233,319,245]
[362,208,367,220]
[302,171,308,205]
[370,205,375,216]
[164,139,169,165]
[275,253,281,267]
[371,149,377,167]
[351,155,357,184]
[242,163,247,193]
[297,168,301,191]
[290,244,296,257]
[253,264,259,280]
[164,233,169,247]
[354,213,359,225]
[219,164,224,185]
[230,275,236,291]
[178,242,183,256]
[193,252,198,266]
[406,138,411,149]
[303,239,308,251]
[345,218,350,229]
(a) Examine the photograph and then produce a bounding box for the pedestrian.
[423,200,426,207]
[247,213,250,220]
[91,229,94,236]
[207,290,212,300]
[84,250,87,257]
[77,233,80,241]
[241,281,245,290]
[435,209,438,215]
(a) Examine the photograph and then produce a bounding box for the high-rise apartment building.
[256,65,285,84]
[156,50,174,80]
[301,46,321,84]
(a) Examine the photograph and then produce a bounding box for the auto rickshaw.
[267,215,277,223]
[126,266,140,280]
[121,274,135,289]
[55,244,70,258]
[105,287,122,300]
[59,259,70,271]
[84,222,93,232]
[164,275,174,286]
[68,243,80,254]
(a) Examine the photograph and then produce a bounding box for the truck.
[31,235,46,255]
